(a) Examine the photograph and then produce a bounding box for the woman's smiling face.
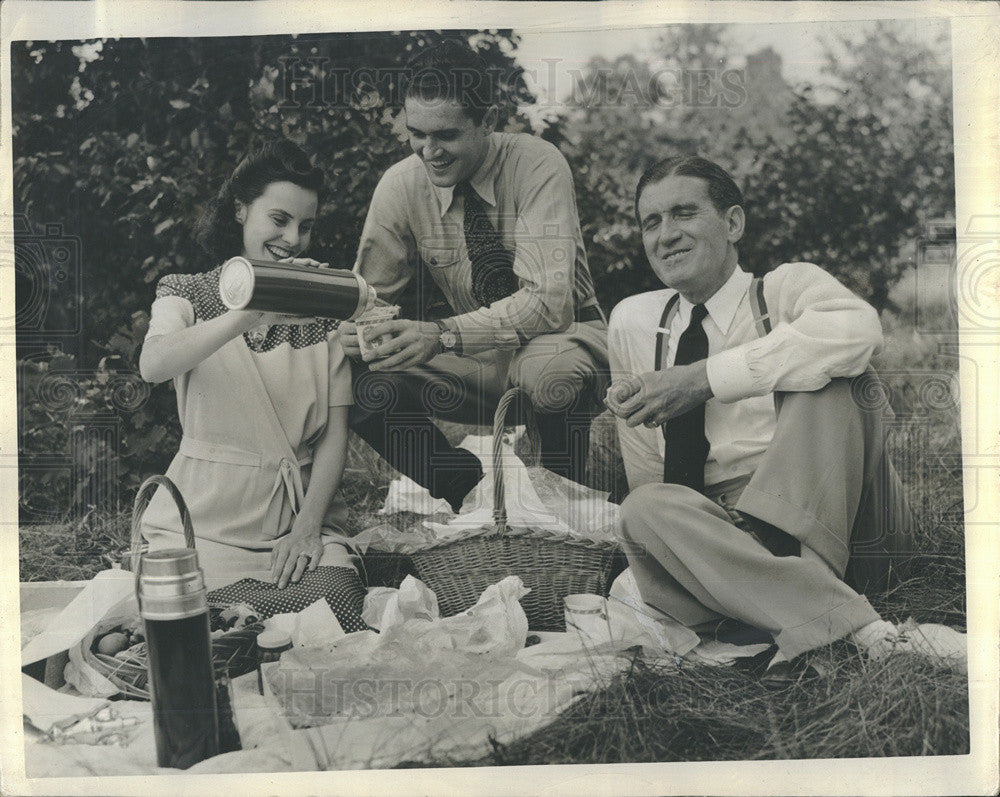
[238,181,318,262]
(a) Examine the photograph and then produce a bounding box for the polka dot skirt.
[157,266,340,353]
[206,566,370,632]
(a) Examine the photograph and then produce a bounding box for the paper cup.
[604,378,639,416]
[356,305,400,361]
[564,593,611,645]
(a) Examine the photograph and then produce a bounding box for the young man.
[341,41,608,510]
[605,155,963,674]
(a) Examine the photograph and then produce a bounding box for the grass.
[463,650,969,764]
[18,298,970,764]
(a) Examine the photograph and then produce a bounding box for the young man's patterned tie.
[457,181,520,307]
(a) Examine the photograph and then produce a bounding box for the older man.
[341,41,608,510]
[605,155,946,674]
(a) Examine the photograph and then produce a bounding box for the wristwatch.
[434,320,459,354]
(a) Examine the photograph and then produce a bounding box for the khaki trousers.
[620,377,902,659]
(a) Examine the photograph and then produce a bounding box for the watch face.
[441,330,457,349]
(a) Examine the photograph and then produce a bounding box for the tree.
[12,31,528,512]
[549,23,954,314]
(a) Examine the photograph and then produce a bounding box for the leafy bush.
[13,25,955,514]
[13,31,526,513]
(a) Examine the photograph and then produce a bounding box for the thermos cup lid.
[142,547,201,577]
[138,548,209,620]
[218,256,255,310]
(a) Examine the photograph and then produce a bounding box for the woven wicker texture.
[406,388,622,631]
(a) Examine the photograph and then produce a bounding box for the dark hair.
[634,155,744,221]
[195,139,325,263]
[401,39,496,125]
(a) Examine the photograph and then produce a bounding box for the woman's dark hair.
[195,139,325,263]
[401,39,496,125]
[634,155,744,222]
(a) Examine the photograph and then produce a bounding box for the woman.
[138,139,366,630]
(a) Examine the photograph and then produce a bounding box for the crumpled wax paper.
[354,435,621,554]
[267,576,531,727]
[262,598,346,648]
[363,574,529,657]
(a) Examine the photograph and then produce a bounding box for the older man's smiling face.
[637,174,744,304]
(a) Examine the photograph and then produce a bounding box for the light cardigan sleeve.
[352,165,418,307]
[706,262,883,403]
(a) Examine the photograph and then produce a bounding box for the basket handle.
[129,475,196,595]
[491,387,536,534]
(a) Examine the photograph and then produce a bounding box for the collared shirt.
[353,132,604,355]
[608,263,883,490]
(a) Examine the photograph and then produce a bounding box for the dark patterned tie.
[456,181,519,307]
[662,303,710,492]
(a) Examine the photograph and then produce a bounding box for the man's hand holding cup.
[342,305,401,362]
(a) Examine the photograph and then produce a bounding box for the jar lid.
[256,627,293,650]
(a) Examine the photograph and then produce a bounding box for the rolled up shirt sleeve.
[450,145,581,354]
[353,168,417,307]
[706,262,884,403]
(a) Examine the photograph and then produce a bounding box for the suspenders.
[653,293,681,371]
[654,275,770,372]
[750,276,771,335]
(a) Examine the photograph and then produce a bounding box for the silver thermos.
[218,256,377,320]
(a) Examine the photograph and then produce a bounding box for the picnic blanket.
[21,566,748,775]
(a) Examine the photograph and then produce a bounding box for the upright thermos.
[132,476,219,769]
[218,256,377,320]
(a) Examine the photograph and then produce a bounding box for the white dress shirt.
[608,263,883,490]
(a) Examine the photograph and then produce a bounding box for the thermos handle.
[130,475,197,596]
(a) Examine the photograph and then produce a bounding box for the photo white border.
[1,2,997,795]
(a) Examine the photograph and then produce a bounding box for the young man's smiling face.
[637,174,745,304]
[404,97,496,188]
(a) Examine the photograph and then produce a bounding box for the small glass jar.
[256,628,293,696]
[213,660,242,754]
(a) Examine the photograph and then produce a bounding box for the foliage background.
[12,24,956,523]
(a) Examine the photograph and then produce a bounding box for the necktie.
[457,181,519,307]
[662,303,710,492]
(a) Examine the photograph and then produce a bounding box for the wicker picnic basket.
[405,387,622,631]
[78,476,261,700]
